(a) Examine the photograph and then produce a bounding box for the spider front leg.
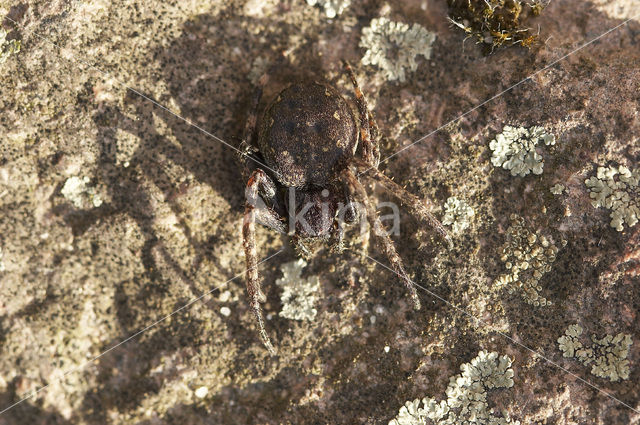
[335,187,370,254]
[342,60,380,168]
[291,235,313,259]
[243,169,286,355]
[331,220,345,252]
[342,168,421,310]
[353,158,453,249]
[239,72,271,173]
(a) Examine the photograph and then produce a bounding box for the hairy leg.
[342,168,421,310]
[292,235,313,259]
[353,158,452,249]
[367,110,380,145]
[247,165,286,229]
[239,73,270,172]
[243,169,285,355]
[337,185,371,254]
[342,60,380,168]
[331,219,345,253]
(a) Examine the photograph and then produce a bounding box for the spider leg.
[353,158,453,249]
[330,187,358,253]
[239,73,270,172]
[342,60,380,168]
[337,184,371,254]
[292,235,313,259]
[243,168,285,355]
[330,218,345,253]
[342,168,421,310]
[367,110,380,143]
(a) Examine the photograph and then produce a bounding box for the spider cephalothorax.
[240,61,451,354]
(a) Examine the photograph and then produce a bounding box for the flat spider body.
[240,62,451,355]
[258,82,358,188]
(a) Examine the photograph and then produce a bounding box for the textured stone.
[0,0,638,423]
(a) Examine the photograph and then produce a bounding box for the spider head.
[287,186,340,238]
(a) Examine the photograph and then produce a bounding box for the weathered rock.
[0,0,638,423]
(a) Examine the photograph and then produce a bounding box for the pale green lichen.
[550,184,565,195]
[389,351,519,425]
[248,56,269,85]
[489,126,555,177]
[0,28,21,64]
[584,164,639,231]
[494,214,560,306]
[61,176,103,208]
[558,324,632,382]
[276,259,321,321]
[360,17,436,82]
[306,0,351,18]
[442,197,474,233]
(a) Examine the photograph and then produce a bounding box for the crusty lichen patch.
[60,176,103,208]
[558,324,633,382]
[585,164,639,231]
[248,56,270,85]
[276,259,321,321]
[494,214,561,306]
[0,28,21,64]
[489,126,555,177]
[360,17,436,82]
[550,183,565,195]
[389,351,519,425]
[442,196,474,233]
[305,0,351,18]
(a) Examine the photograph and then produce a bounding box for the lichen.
[494,214,560,306]
[389,351,519,425]
[489,126,555,177]
[550,184,565,195]
[360,17,436,82]
[584,164,639,231]
[248,56,269,85]
[558,324,632,382]
[0,28,21,64]
[305,0,351,18]
[442,197,475,233]
[194,386,208,399]
[447,0,548,52]
[276,258,321,321]
[61,176,103,208]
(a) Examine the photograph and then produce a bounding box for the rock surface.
[0,0,638,424]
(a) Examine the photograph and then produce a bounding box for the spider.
[240,61,451,354]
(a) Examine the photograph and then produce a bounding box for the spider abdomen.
[258,81,358,187]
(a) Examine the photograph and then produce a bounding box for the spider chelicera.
[239,61,451,354]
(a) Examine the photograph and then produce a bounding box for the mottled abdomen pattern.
[258,82,358,187]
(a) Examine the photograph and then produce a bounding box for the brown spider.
[240,61,451,354]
